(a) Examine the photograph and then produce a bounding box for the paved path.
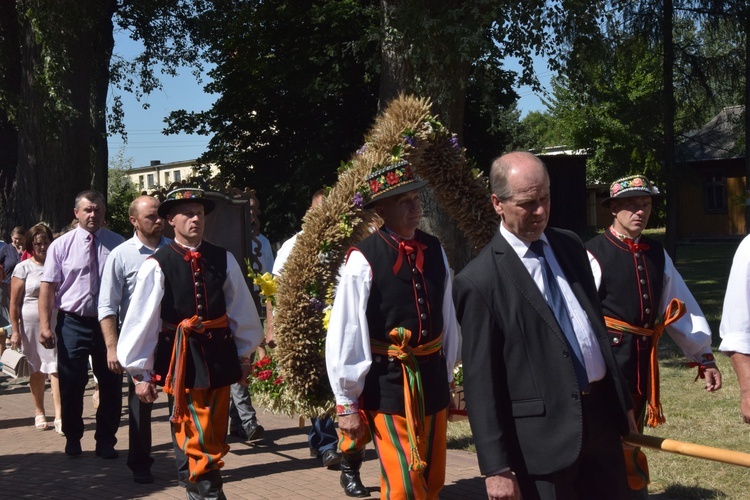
[0,373,485,499]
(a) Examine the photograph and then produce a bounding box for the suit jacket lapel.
[546,230,606,341]
[491,231,568,345]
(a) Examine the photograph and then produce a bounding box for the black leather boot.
[197,469,227,500]
[340,449,369,497]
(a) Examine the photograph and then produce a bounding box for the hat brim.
[602,190,663,208]
[364,179,428,208]
[158,197,216,218]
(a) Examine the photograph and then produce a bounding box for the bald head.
[129,195,163,245]
[129,195,159,218]
[490,151,551,242]
[490,151,548,200]
[311,189,326,209]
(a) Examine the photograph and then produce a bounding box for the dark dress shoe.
[65,439,82,457]
[229,428,247,439]
[95,446,119,459]
[321,449,341,469]
[133,470,154,484]
[245,423,265,441]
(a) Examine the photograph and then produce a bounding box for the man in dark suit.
[453,151,635,500]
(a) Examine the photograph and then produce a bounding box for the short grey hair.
[489,152,548,200]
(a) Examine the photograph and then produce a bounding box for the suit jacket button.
[571,392,579,400]
[374,355,382,362]
[563,351,569,358]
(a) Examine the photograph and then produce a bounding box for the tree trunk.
[7,0,116,234]
[0,2,20,239]
[662,0,678,260]
[378,0,476,270]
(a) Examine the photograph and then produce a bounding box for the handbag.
[1,348,29,378]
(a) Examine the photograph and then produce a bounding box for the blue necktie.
[529,239,589,392]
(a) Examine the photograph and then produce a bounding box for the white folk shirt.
[588,240,713,362]
[720,234,750,355]
[325,246,460,408]
[117,242,264,382]
[502,225,607,383]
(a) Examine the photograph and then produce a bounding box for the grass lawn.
[447,235,750,499]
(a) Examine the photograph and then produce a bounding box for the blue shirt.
[98,234,170,326]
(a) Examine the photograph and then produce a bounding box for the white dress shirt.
[720,234,750,355]
[501,225,607,383]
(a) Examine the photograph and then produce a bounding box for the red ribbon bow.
[392,239,426,275]
[623,238,649,253]
[183,250,202,262]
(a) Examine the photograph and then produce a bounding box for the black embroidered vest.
[587,231,665,396]
[355,229,450,415]
[150,240,241,389]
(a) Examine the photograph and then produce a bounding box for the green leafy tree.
[0,1,204,236]
[165,0,382,242]
[106,149,139,237]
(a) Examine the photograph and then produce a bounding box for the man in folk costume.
[326,160,459,499]
[586,174,722,496]
[118,187,264,499]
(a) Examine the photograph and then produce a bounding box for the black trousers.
[517,384,630,500]
[127,374,154,473]
[56,311,122,447]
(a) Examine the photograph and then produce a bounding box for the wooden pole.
[624,433,750,468]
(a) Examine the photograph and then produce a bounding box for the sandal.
[54,419,64,435]
[35,414,48,430]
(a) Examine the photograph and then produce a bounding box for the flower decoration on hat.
[157,186,216,218]
[603,174,662,207]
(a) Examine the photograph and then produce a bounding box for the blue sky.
[107,31,552,169]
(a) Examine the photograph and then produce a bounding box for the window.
[147,174,155,188]
[138,175,144,189]
[703,171,727,214]
[164,171,170,184]
[174,170,181,182]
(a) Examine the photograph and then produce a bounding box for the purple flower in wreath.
[309,297,324,312]
[404,136,416,147]
[356,144,367,156]
[450,135,459,149]
[352,192,364,208]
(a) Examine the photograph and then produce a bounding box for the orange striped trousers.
[339,409,448,500]
[172,385,231,482]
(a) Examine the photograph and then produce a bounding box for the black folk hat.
[362,159,428,208]
[157,187,216,218]
[602,174,662,208]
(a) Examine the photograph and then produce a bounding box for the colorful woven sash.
[370,327,443,472]
[604,298,686,427]
[163,314,229,424]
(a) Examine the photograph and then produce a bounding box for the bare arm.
[100,315,123,374]
[38,281,56,348]
[729,352,750,423]
[9,276,25,348]
[265,300,275,346]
